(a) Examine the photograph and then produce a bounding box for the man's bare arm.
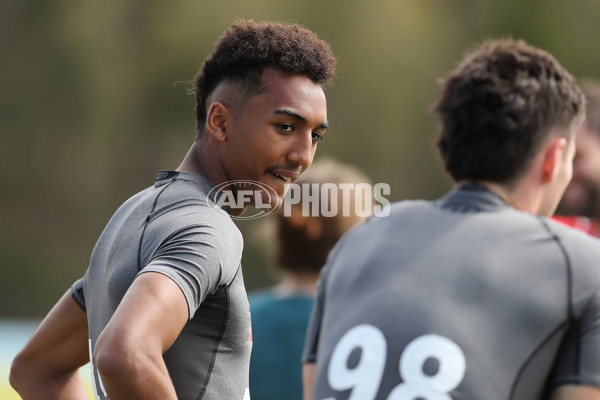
[92,272,189,400]
[303,362,316,400]
[550,384,600,400]
[10,290,90,399]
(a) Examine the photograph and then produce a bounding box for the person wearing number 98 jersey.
[303,39,600,400]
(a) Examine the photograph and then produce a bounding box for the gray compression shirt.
[72,171,251,400]
[304,183,600,400]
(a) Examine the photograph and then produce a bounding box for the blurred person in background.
[249,158,370,400]
[555,81,600,237]
[9,20,336,400]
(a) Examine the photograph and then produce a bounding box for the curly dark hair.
[194,20,337,136]
[433,38,585,184]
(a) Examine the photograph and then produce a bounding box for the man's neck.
[177,140,250,217]
[469,180,541,215]
[178,140,223,184]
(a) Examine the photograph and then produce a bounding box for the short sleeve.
[138,221,242,320]
[546,288,600,390]
[545,225,600,391]
[71,277,86,311]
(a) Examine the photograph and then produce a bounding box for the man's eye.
[277,124,294,132]
[312,132,324,142]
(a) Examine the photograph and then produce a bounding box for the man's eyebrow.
[274,109,329,130]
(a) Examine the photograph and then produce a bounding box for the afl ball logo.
[207,180,279,220]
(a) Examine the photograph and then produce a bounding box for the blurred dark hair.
[194,20,336,137]
[433,38,585,184]
[277,159,369,274]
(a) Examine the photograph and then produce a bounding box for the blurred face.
[560,123,600,216]
[220,68,328,214]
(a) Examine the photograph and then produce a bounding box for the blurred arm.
[92,272,189,400]
[303,363,316,400]
[10,290,90,399]
[549,385,600,400]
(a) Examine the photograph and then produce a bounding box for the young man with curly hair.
[10,20,336,400]
[303,39,600,400]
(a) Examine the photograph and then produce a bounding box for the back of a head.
[277,159,371,274]
[434,39,585,184]
[194,20,337,136]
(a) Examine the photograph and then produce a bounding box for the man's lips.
[268,168,300,183]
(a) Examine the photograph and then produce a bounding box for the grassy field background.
[0,377,94,400]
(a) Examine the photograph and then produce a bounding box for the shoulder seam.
[538,218,575,321]
[537,218,580,377]
[137,179,177,271]
[508,217,577,398]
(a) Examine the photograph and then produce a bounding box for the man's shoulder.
[546,217,600,259]
[347,198,441,237]
[361,198,434,225]
[149,205,242,250]
[138,175,243,250]
[552,215,600,237]
[389,198,434,212]
[150,174,239,228]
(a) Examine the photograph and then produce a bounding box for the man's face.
[560,123,600,217]
[220,68,328,213]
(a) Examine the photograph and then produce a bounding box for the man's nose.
[287,131,315,169]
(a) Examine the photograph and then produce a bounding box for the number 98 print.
[322,325,466,400]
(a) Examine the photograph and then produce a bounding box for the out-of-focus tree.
[1,0,599,316]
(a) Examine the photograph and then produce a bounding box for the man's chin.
[229,194,281,219]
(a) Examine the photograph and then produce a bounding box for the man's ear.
[542,137,568,183]
[205,102,229,142]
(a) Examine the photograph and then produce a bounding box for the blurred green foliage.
[1,0,599,317]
